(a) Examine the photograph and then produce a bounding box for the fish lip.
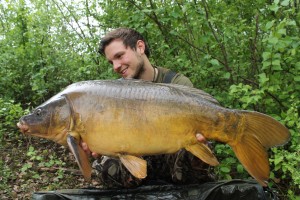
[17,121,30,134]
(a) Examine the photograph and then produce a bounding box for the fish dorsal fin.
[185,143,219,166]
[157,83,220,105]
[119,155,147,179]
[120,79,219,105]
[67,134,92,181]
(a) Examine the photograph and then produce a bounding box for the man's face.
[104,39,145,79]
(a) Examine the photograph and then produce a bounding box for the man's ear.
[136,40,145,54]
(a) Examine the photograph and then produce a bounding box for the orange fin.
[231,134,269,186]
[67,134,92,181]
[119,155,147,179]
[185,143,219,166]
[240,111,290,148]
[228,111,290,186]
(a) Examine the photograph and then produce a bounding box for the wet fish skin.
[17,79,290,186]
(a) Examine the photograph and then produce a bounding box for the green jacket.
[154,67,193,87]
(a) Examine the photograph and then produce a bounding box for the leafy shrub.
[0,98,28,141]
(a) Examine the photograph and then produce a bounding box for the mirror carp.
[17,79,290,186]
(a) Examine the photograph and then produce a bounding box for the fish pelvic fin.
[229,111,290,186]
[185,143,219,166]
[67,134,92,181]
[119,155,147,179]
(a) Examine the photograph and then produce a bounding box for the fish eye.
[35,109,42,116]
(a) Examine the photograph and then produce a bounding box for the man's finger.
[81,141,100,158]
[196,133,206,143]
[91,152,100,158]
[81,142,91,154]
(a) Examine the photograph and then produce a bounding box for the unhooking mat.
[31,179,278,200]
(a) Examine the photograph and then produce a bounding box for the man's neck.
[138,58,155,81]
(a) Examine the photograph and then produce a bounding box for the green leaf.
[269,37,279,44]
[225,157,236,164]
[295,62,300,70]
[237,164,244,173]
[32,174,40,179]
[294,76,300,82]
[272,64,283,71]
[269,4,279,13]
[265,21,274,30]
[277,28,286,35]
[258,73,269,84]
[262,52,271,60]
[286,20,296,26]
[29,146,34,152]
[223,72,231,79]
[281,0,290,6]
[262,61,271,69]
[272,60,280,66]
[225,174,232,180]
[220,166,231,173]
[209,59,220,66]
[274,156,284,166]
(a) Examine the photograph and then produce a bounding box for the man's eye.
[116,54,123,59]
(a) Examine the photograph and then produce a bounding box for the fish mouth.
[17,121,30,134]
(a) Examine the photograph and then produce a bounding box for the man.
[82,28,215,188]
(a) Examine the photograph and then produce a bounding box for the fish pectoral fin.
[67,134,92,181]
[185,143,219,166]
[230,134,269,187]
[73,112,86,134]
[119,155,147,179]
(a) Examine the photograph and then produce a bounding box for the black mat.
[32,179,278,200]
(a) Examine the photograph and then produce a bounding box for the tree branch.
[51,0,98,63]
[201,0,232,76]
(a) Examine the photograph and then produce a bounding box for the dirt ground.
[1,135,102,200]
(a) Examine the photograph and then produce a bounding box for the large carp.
[17,79,290,186]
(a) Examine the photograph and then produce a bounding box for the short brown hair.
[98,28,150,57]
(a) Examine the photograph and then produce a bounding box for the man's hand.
[81,141,100,158]
[81,133,207,158]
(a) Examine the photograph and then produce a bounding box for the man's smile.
[120,67,129,76]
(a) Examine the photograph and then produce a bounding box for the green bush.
[0,98,28,141]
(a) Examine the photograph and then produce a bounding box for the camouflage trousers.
[93,149,216,188]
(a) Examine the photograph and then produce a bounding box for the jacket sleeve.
[171,74,194,87]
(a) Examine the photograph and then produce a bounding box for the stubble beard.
[133,59,145,79]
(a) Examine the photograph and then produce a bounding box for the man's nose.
[112,61,121,72]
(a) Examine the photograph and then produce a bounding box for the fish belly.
[77,98,200,157]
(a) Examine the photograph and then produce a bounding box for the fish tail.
[229,111,290,186]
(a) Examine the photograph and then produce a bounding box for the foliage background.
[0,0,299,199]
